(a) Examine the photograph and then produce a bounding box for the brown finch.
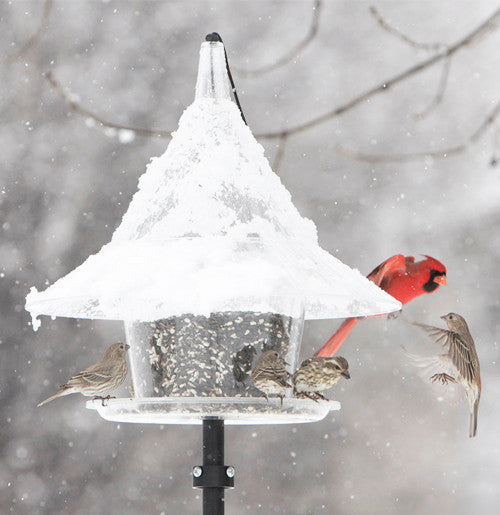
[293,356,350,401]
[251,350,291,405]
[38,342,130,407]
[408,313,481,437]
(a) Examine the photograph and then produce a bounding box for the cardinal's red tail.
[315,318,359,357]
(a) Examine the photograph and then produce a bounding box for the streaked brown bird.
[293,356,350,401]
[232,344,257,386]
[38,342,130,407]
[408,313,481,437]
[251,350,291,405]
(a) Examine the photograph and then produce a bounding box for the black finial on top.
[206,32,222,42]
[202,32,247,126]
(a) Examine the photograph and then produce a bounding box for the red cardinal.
[315,254,446,357]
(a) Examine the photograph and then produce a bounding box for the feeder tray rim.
[86,396,341,426]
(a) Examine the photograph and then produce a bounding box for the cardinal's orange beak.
[435,274,447,286]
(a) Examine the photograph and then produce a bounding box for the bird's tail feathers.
[315,318,359,357]
[37,387,74,407]
[469,389,480,438]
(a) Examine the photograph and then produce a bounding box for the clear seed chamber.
[127,308,303,399]
[94,300,341,425]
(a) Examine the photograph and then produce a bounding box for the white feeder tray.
[86,397,340,425]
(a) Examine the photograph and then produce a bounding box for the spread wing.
[414,323,449,345]
[414,324,478,383]
[367,254,406,286]
[446,331,478,384]
[403,348,465,405]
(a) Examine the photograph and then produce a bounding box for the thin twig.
[256,6,500,139]
[272,133,288,174]
[490,126,500,166]
[373,5,452,120]
[45,71,172,139]
[370,6,444,52]
[413,57,451,120]
[1,0,53,64]
[337,101,500,163]
[233,0,322,77]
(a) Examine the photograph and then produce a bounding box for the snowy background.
[1,1,499,513]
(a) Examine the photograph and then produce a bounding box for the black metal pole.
[193,418,234,515]
[203,419,224,513]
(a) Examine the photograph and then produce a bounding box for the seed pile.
[131,311,296,397]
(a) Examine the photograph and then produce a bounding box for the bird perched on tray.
[251,350,291,405]
[232,344,257,386]
[315,254,447,357]
[293,356,350,401]
[406,313,481,438]
[38,342,130,407]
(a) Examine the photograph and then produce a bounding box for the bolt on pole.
[193,418,234,514]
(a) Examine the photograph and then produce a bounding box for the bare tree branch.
[370,6,444,52]
[337,101,500,163]
[45,6,500,165]
[256,6,500,139]
[489,126,500,166]
[233,0,322,77]
[1,0,53,64]
[272,133,288,174]
[370,6,453,120]
[413,56,451,120]
[45,71,172,140]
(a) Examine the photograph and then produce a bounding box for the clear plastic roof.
[26,41,400,327]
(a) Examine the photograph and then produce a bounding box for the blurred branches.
[256,6,500,139]
[272,133,288,173]
[43,5,500,164]
[412,57,451,120]
[370,6,451,120]
[491,127,500,166]
[232,0,322,77]
[335,4,500,163]
[338,101,500,163]
[369,6,444,52]
[45,71,172,139]
[0,0,53,64]
[262,5,500,166]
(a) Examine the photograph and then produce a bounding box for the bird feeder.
[26,35,400,513]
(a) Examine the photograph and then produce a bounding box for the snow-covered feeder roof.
[26,41,400,326]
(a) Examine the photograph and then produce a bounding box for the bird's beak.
[434,275,446,286]
[341,371,351,379]
[440,315,446,321]
[125,344,130,350]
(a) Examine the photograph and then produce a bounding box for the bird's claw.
[292,391,328,403]
[93,395,115,406]
[430,373,456,385]
[387,309,403,320]
[306,392,328,403]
